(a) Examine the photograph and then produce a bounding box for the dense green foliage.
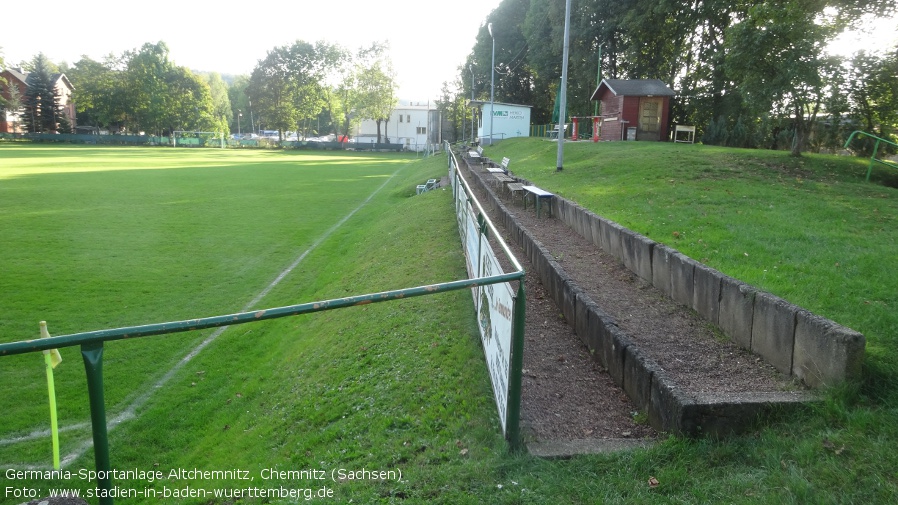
[248,41,397,141]
[65,42,220,136]
[35,39,397,141]
[439,0,897,156]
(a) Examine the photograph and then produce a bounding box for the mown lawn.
[2,142,897,504]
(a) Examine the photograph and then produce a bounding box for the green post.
[506,280,526,451]
[868,139,882,182]
[81,342,113,505]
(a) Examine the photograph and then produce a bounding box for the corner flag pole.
[41,321,62,470]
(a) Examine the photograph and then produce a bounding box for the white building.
[469,101,531,144]
[355,100,441,152]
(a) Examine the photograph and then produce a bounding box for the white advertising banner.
[450,157,518,437]
[477,242,514,432]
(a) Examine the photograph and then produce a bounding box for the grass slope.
[484,139,897,393]
[2,143,898,504]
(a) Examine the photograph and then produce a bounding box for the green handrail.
[1,274,524,505]
[0,276,521,357]
[844,130,898,182]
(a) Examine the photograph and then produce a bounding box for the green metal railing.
[844,130,898,182]
[1,257,524,505]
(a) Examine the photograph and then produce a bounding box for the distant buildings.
[0,67,76,134]
[466,101,532,144]
[354,100,441,152]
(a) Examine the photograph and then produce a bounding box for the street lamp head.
[488,22,493,38]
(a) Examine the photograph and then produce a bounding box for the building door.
[637,98,663,141]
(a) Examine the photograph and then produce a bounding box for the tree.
[356,59,397,143]
[846,49,898,151]
[68,55,128,130]
[248,41,342,140]
[0,46,7,107]
[203,73,232,134]
[228,75,251,134]
[436,77,467,143]
[724,2,838,156]
[21,54,66,133]
[123,42,174,134]
[163,66,217,133]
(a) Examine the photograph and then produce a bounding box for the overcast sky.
[3,3,895,101]
[2,0,504,100]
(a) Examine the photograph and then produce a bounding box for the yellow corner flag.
[40,321,62,470]
[41,321,62,368]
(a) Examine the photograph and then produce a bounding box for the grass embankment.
[485,139,897,389]
[1,143,897,503]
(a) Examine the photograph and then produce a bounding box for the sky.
[2,2,895,101]
[2,0,505,100]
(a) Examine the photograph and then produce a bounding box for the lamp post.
[249,100,255,135]
[237,110,242,136]
[556,0,572,171]
[488,22,495,146]
[469,64,475,143]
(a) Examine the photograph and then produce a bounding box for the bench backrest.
[501,157,510,168]
[477,145,484,155]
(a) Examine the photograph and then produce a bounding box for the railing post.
[81,342,113,505]
[868,139,882,182]
[506,280,526,451]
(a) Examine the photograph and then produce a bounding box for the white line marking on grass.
[1,167,403,467]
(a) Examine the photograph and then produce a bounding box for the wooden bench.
[507,182,525,205]
[468,145,484,166]
[522,185,554,218]
[492,173,515,191]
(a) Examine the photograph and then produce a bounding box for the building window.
[407,115,411,123]
[399,115,403,123]
[416,127,426,135]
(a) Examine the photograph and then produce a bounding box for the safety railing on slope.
[844,130,898,182]
[0,221,525,504]
[444,140,526,451]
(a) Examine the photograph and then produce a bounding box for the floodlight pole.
[556,0,572,172]
[237,110,242,135]
[489,22,495,147]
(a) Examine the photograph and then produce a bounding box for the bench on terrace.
[522,185,554,218]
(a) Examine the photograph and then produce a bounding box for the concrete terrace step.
[457,149,857,440]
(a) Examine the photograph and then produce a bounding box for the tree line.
[437,0,897,156]
[1,40,396,141]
